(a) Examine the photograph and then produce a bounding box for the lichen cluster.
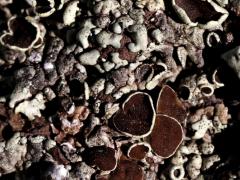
[0,0,240,179]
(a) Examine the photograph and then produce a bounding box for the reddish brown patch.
[149,114,183,158]
[112,93,154,136]
[95,175,109,180]
[100,46,115,59]
[231,2,240,16]
[97,91,115,103]
[144,11,157,29]
[99,34,137,62]
[72,106,90,121]
[83,146,117,171]
[25,117,50,137]
[50,147,70,165]
[109,156,144,180]
[118,35,137,62]
[144,10,169,32]
[0,103,7,119]
[175,0,222,23]
[9,112,25,131]
[0,121,7,141]
[54,131,66,144]
[129,144,149,160]
[157,85,187,123]
[27,124,50,136]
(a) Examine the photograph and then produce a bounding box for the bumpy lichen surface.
[0,0,240,179]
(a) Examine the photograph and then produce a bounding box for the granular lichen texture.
[0,0,240,179]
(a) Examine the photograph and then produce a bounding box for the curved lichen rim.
[112,92,156,138]
[56,0,65,10]
[212,69,224,88]
[198,0,228,30]
[135,63,155,83]
[35,0,56,17]
[199,84,214,97]
[171,0,198,26]
[206,32,221,47]
[169,165,185,180]
[0,16,41,52]
[171,0,229,30]
[36,8,56,17]
[127,142,151,160]
[147,114,184,159]
[33,23,46,49]
[145,62,168,90]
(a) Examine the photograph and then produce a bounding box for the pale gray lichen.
[74,162,95,180]
[49,164,69,180]
[215,0,228,7]
[151,29,164,44]
[111,52,128,69]
[14,93,46,120]
[180,142,200,155]
[90,78,106,96]
[186,154,202,179]
[29,136,45,144]
[191,115,213,139]
[201,155,220,171]
[76,19,96,49]
[176,46,188,68]
[171,150,187,166]
[79,49,100,65]
[200,142,215,155]
[135,0,165,11]
[45,139,57,151]
[129,9,145,24]
[0,133,27,175]
[63,0,80,26]
[113,15,134,34]
[9,83,32,108]
[179,73,223,106]
[43,87,56,101]
[105,83,116,95]
[128,24,148,52]
[104,103,120,119]
[94,0,120,15]
[96,31,122,48]
[103,61,115,72]
[85,126,114,148]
